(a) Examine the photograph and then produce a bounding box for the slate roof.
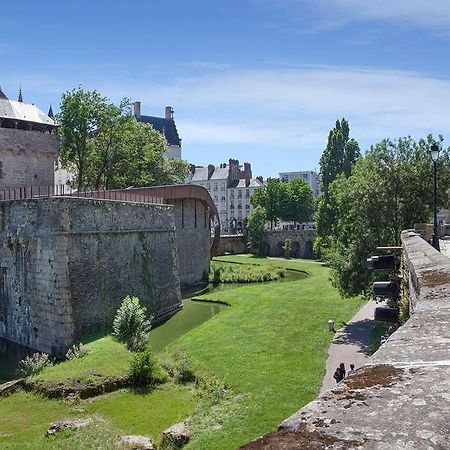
[210,167,229,180]
[191,167,209,181]
[0,95,56,126]
[137,115,181,147]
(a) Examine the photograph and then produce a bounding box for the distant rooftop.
[0,86,56,127]
[133,102,181,147]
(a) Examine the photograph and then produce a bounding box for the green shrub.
[112,296,152,351]
[16,352,53,377]
[161,353,196,384]
[209,261,284,283]
[129,348,167,385]
[282,239,292,259]
[65,343,88,360]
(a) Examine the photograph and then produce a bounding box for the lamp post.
[430,144,440,251]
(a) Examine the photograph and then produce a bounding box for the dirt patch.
[420,270,450,288]
[240,426,367,450]
[345,364,403,390]
[24,376,130,399]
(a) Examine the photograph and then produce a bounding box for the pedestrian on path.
[348,364,355,376]
[333,366,342,383]
[339,362,346,379]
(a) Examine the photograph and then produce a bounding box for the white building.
[279,170,320,196]
[190,159,263,234]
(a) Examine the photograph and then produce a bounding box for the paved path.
[439,239,450,258]
[320,300,376,393]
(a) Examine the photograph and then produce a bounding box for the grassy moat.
[0,256,364,449]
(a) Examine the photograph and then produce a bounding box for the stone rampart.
[0,197,181,356]
[0,128,58,188]
[242,231,450,449]
[264,229,316,258]
[218,235,248,255]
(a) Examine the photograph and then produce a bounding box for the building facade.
[190,159,263,234]
[0,87,58,190]
[279,170,320,197]
[133,102,182,159]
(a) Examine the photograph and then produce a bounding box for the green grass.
[35,334,131,383]
[166,255,365,449]
[0,256,364,449]
[85,384,196,441]
[209,260,285,283]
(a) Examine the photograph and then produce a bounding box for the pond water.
[0,269,307,382]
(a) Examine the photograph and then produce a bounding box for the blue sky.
[2,0,450,178]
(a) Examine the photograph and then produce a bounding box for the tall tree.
[281,178,315,224]
[247,206,267,255]
[59,88,106,191]
[316,119,360,256]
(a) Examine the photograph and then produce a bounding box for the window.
[207,183,210,190]
[238,203,242,210]
[245,204,250,210]
[238,190,242,198]
[221,184,225,191]
[214,183,218,191]
[230,202,234,209]
[214,195,218,202]
[221,196,226,201]
[245,189,250,198]
[230,190,234,199]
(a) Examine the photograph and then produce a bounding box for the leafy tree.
[281,178,315,223]
[325,135,450,297]
[251,178,314,226]
[247,206,267,255]
[316,119,360,256]
[59,88,106,191]
[58,87,189,191]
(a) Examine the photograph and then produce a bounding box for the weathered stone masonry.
[0,197,181,356]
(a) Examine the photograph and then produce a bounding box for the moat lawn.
[0,256,364,449]
[164,256,364,449]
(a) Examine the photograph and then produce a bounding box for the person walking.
[348,364,356,376]
[339,362,346,379]
[333,366,342,383]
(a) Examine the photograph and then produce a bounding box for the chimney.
[207,164,215,180]
[165,106,174,120]
[243,162,252,179]
[245,176,250,187]
[134,101,141,119]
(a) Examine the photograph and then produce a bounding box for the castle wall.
[0,197,181,356]
[0,128,58,189]
[171,199,210,285]
[264,229,317,258]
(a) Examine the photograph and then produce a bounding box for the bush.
[209,261,284,283]
[129,348,167,385]
[112,296,152,351]
[65,343,88,360]
[282,239,292,259]
[16,352,52,377]
[161,352,196,384]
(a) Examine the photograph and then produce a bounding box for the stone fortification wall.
[171,199,210,285]
[0,128,58,189]
[0,197,181,356]
[243,231,450,449]
[218,235,248,255]
[264,229,316,259]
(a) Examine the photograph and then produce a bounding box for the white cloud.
[302,0,450,30]
[117,65,450,150]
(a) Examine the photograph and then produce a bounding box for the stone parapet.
[241,231,450,449]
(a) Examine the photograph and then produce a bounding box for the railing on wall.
[0,185,164,205]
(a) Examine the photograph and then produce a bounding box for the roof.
[210,167,229,180]
[229,178,264,188]
[0,97,56,126]
[191,167,209,181]
[137,115,181,146]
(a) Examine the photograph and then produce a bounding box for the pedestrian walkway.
[439,239,450,258]
[320,300,376,393]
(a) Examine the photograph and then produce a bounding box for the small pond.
[0,269,307,381]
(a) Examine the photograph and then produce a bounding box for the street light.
[430,143,440,251]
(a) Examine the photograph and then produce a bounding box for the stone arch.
[291,241,300,258]
[304,241,314,259]
[277,241,284,257]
